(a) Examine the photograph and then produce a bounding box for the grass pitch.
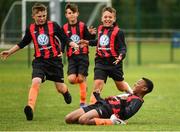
[0,43,180,131]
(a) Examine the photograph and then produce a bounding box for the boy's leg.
[68,74,79,84]
[78,74,87,106]
[78,109,100,125]
[24,77,42,121]
[90,67,107,104]
[65,108,85,124]
[115,81,133,94]
[79,103,114,125]
[110,65,133,94]
[89,79,104,104]
[68,74,87,106]
[27,77,42,110]
[77,54,89,106]
[94,118,113,125]
[79,81,87,106]
[55,82,72,104]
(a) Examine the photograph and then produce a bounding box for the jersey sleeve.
[120,98,143,120]
[17,27,32,49]
[54,22,72,52]
[89,39,98,46]
[115,30,127,59]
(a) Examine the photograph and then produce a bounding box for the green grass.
[0,43,180,131]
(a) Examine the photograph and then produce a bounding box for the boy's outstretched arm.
[0,45,20,60]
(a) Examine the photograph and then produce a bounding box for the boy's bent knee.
[65,115,73,124]
[78,116,89,125]
[68,76,77,84]
[68,79,76,84]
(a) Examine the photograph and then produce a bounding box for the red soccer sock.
[94,118,113,125]
[79,82,87,104]
[27,83,40,111]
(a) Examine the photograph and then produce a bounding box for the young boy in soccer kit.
[62,3,96,107]
[65,77,154,125]
[79,7,133,104]
[0,3,79,121]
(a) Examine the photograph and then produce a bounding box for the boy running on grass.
[79,7,133,104]
[62,3,96,107]
[0,3,79,121]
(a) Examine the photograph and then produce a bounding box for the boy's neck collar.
[103,22,118,28]
[35,21,47,26]
[68,20,78,26]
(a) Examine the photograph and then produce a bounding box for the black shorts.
[94,58,124,82]
[67,54,89,76]
[82,102,112,118]
[32,57,64,83]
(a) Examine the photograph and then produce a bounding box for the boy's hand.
[0,50,10,60]
[57,52,63,57]
[69,41,79,53]
[79,39,89,48]
[88,26,96,35]
[110,114,127,125]
[113,54,123,65]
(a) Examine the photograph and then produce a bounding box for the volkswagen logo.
[99,35,109,46]
[70,34,80,43]
[37,34,49,46]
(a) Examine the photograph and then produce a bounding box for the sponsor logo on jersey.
[37,34,49,46]
[70,34,80,43]
[99,35,109,46]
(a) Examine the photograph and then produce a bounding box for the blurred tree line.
[113,0,180,29]
[0,0,180,30]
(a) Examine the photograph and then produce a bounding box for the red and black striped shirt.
[89,24,127,59]
[63,21,95,57]
[18,21,71,59]
[105,94,144,120]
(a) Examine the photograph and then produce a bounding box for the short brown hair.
[32,3,47,15]
[102,7,116,17]
[65,3,78,13]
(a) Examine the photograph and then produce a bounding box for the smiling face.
[65,8,79,25]
[32,10,47,25]
[101,7,116,27]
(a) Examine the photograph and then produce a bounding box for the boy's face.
[133,79,147,94]
[65,9,79,23]
[32,10,47,25]
[101,11,116,27]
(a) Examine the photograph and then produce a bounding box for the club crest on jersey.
[70,34,80,43]
[99,35,109,46]
[37,34,49,46]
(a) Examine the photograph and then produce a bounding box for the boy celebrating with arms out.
[0,3,79,121]
[63,3,96,107]
[80,7,133,104]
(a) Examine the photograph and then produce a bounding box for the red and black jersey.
[63,21,95,57]
[105,94,144,120]
[89,24,127,59]
[18,21,71,59]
